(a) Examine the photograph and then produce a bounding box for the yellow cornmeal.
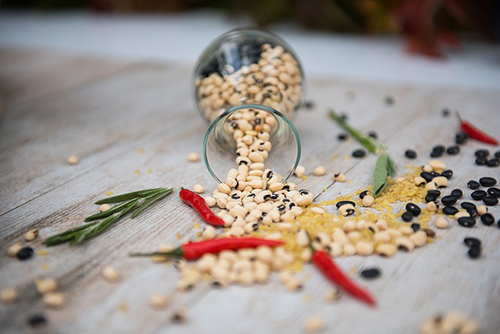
[249,167,435,272]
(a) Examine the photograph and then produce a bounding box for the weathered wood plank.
[0,49,499,334]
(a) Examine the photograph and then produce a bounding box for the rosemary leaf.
[84,198,137,222]
[95,188,168,205]
[131,188,173,219]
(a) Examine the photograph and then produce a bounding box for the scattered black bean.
[442,108,450,117]
[428,190,441,197]
[480,213,495,226]
[405,149,417,159]
[406,203,421,216]
[487,159,499,167]
[487,187,500,198]
[458,217,476,228]
[498,220,500,229]
[441,195,458,206]
[464,237,481,248]
[460,202,476,210]
[359,190,369,199]
[360,268,381,279]
[468,246,481,259]
[476,157,488,166]
[483,196,498,206]
[441,170,453,179]
[446,145,460,155]
[28,314,47,327]
[420,172,435,182]
[475,149,489,157]
[455,132,468,145]
[467,208,478,217]
[16,247,34,260]
[479,177,497,187]
[302,100,315,109]
[352,149,367,158]
[402,211,413,222]
[442,206,459,215]
[340,113,349,121]
[432,145,446,153]
[495,151,500,158]
[338,133,348,141]
[467,180,480,190]
[471,190,487,201]
[411,223,421,232]
[450,189,463,199]
[430,151,443,158]
[336,201,356,209]
[368,131,378,139]
[425,190,441,202]
[384,96,394,105]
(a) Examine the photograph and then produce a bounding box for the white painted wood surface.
[0,48,499,334]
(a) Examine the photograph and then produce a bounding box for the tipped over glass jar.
[193,28,305,186]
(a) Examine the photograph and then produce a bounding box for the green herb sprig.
[43,187,173,246]
[328,110,396,196]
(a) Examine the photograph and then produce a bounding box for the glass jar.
[193,28,304,184]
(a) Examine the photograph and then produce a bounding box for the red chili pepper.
[131,237,284,260]
[180,188,225,227]
[312,250,376,307]
[458,114,498,145]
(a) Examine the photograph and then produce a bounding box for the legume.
[352,149,367,158]
[67,155,79,165]
[187,152,200,162]
[102,266,120,283]
[0,288,17,304]
[43,292,65,308]
[16,247,34,260]
[360,268,381,279]
[405,149,417,159]
[28,314,47,327]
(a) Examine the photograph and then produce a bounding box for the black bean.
[406,203,421,216]
[455,132,468,145]
[360,268,381,279]
[498,220,500,229]
[487,187,500,198]
[487,159,499,167]
[430,151,443,158]
[368,131,378,139]
[475,149,490,157]
[450,189,463,199]
[338,133,348,141]
[479,177,497,187]
[471,190,487,201]
[425,190,441,202]
[467,208,478,217]
[359,190,369,199]
[441,170,453,179]
[464,237,481,248]
[441,195,458,206]
[303,100,315,109]
[352,149,367,158]
[483,196,498,206]
[476,157,488,166]
[28,314,47,327]
[468,246,481,259]
[495,151,500,158]
[442,108,450,117]
[405,149,417,159]
[402,211,413,222]
[460,202,476,210]
[424,229,436,238]
[480,213,495,226]
[428,190,441,197]
[446,145,460,155]
[336,200,356,209]
[340,113,349,121]
[432,145,446,153]
[411,223,421,232]
[467,180,480,190]
[420,172,435,182]
[384,96,394,105]
[458,217,476,228]
[16,247,34,260]
[442,206,459,215]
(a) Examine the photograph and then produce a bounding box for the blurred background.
[0,0,499,88]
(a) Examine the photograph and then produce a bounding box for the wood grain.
[0,48,499,334]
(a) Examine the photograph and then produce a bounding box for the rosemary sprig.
[328,110,396,196]
[43,187,173,246]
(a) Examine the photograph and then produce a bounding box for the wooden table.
[1,48,499,334]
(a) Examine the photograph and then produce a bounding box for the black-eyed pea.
[43,292,65,308]
[426,201,438,212]
[366,222,379,233]
[343,221,357,232]
[325,288,343,302]
[269,210,281,222]
[386,228,403,238]
[248,179,264,189]
[375,219,388,230]
[373,231,391,243]
[222,214,235,226]
[409,231,427,247]
[362,195,375,207]
[429,159,446,172]
[296,229,310,247]
[332,229,349,246]
[250,162,265,170]
[355,241,374,256]
[277,223,294,232]
[285,278,303,292]
[477,205,488,216]
[327,243,343,257]
[291,206,303,216]
[376,243,397,257]
[399,225,414,235]
[414,176,427,186]
[423,164,433,172]
[280,211,294,222]
[254,269,270,284]
[433,176,448,188]
[7,242,22,257]
[434,215,448,229]
[304,316,324,333]
[256,246,273,263]
[313,166,326,176]
[176,280,195,292]
[339,204,355,217]
[315,232,331,247]
[301,248,312,262]
[230,226,245,236]
[36,278,57,295]
[261,215,273,225]
[202,226,216,240]
[237,270,255,286]
[425,182,437,190]
[205,196,216,207]
[295,195,313,207]
[294,165,305,177]
[102,266,120,283]
[333,172,346,182]
[343,244,357,256]
[217,183,231,194]
[0,288,17,304]
[265,232,283,240]
[192,184,204,194]
[454,211,470,220]
[347,231,361,241]
[150,293,168,310]
[395,237,415,252]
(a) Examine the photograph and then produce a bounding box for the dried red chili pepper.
[180,188,225,227]
[458,114,498,145]
[312,250,376,307]
[131,237,284,260]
